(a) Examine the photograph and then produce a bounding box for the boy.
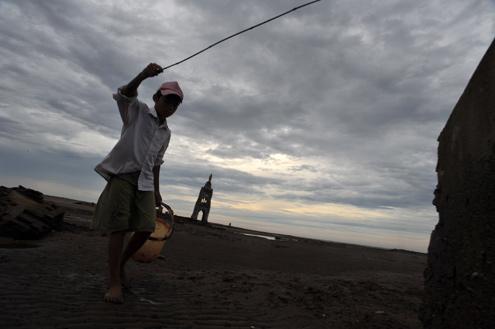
[92,63,183,304]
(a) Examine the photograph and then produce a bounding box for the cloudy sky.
[1,0,494,252]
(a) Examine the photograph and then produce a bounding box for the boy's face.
[154,94,181,119]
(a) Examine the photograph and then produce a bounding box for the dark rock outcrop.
[0,186,64,239]
[421,38,495,328]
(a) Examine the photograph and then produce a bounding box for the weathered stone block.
[0,186,64,239]
[421,37,495,328]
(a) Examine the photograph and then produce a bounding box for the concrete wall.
[421,37,495,328]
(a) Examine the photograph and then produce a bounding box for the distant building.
[191,174,213,225]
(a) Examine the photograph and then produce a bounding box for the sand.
[0,195,426,329]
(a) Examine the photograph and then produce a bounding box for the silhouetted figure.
[191,174,213,224]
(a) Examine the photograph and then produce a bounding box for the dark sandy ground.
[0,196,426,329]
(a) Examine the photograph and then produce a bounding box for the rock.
[0,186,64,239]
[421,38,495,328]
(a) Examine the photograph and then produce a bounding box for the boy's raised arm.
[121,63,163,97]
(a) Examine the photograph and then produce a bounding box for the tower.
[191,174,213,224]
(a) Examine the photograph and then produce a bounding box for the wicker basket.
[132,203,175,263]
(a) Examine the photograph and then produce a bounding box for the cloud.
[0,0,493,252]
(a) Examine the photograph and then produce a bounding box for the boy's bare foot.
[104,285,123,304]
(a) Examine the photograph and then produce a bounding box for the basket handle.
[154,202,175,240]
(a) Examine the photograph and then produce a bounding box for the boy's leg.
[104,231,126,304]
[119,231,152,287]
[119,190,155,286]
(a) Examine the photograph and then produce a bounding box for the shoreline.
[45,193,426,255]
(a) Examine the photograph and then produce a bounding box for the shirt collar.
[146,104,169,128]
[158,118,169,129]
[148,104,159,119]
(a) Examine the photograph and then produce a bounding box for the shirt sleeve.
[113,87,140,126]
[154,134,171,166]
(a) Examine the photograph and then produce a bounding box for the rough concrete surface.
[421,37,495,328]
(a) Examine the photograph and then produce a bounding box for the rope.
[160,0,322,72]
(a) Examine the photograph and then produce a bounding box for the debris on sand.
[0,185,64,239]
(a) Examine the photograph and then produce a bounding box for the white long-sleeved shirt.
[95,88,171,191]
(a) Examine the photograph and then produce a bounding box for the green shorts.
[92,175,156,234]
